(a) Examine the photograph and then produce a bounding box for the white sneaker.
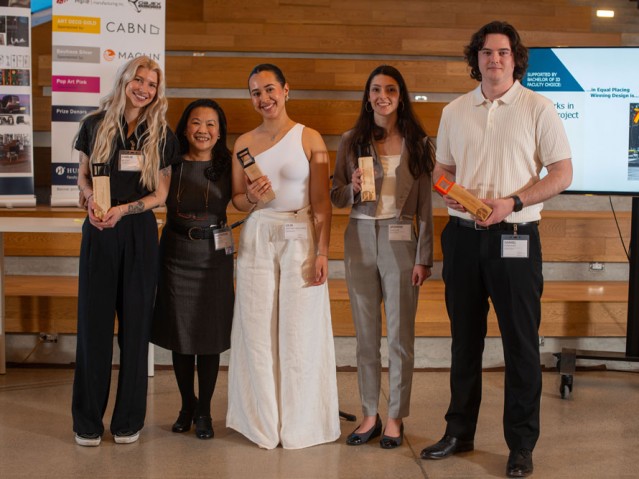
[75,433,101,447]
[113,430,140,444]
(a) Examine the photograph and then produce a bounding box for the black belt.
[450,216,539,231]
[168,222,225,240]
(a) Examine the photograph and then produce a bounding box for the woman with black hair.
[151,99,234,440]
[226,63,340,449]
[331,65,435,449]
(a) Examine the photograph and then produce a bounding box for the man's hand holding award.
[434,175,492,222]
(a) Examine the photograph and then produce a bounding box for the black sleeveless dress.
[151,159,234,354]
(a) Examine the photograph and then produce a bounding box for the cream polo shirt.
[436,80,572,223]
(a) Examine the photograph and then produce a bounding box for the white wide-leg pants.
[226,206,341,449]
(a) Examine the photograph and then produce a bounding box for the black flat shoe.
[194,416,214,440]
[345,414,382,446]
[380,423,404,449]
[507,448,533,477]
[172,410,195,433]
[420,435,474,459]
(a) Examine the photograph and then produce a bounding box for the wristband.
[245,191,257,205]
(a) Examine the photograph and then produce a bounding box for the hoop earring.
[365,101,373,113]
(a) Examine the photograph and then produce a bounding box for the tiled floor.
[1,367,638,478]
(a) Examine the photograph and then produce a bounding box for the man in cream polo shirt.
[420,21,572,478]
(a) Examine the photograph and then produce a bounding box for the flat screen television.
[521,47,639,195]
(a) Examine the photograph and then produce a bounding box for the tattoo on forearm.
[127,201,145,214]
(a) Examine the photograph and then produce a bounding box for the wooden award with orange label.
[236,148,275,204]
[434,175,492,222]
[91,163,111,220]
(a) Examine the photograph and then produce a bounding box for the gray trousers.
[344,217,419,418]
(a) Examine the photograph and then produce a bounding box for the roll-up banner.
[0,1,36,207]
[50,0,165,206]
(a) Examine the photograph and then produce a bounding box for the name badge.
[213,227,234,255]
[389,224,412,241]
[119,150,143,172]
[284,222,308,240]
[501,234,529,258]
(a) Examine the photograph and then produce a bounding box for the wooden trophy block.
[358,156,376,202]
[91,163,111,220]
[236,148,275,204]
[434,175,492,222]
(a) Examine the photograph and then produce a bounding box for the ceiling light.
[596,9,614,18]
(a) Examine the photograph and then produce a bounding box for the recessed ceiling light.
[596,9,615,18]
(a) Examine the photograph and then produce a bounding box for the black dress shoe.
[507,449,533,477]
[345,414,382,446]
[172,410,195,433]
[380,423,404,449]
[420,435,474,459]
[194,416,214,440]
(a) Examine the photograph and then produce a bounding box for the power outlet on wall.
[39,333,58,343]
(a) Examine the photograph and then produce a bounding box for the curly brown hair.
[464,21,529,82]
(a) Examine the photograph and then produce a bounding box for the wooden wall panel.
[329,279,628,337]
[164,98,446,137]
[198,1,593,32]
[37,54,476,94]
[0,208,631,263]
[167,22,620,56]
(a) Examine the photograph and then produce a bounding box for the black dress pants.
[441,220,543,451]
[72,211,158,435]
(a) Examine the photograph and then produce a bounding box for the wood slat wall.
[329,279,629,337]
[4,277,627,337]
[30,0,627,135]
[37,56,478,92]
[166,0,620,55]
[0,208,630,263]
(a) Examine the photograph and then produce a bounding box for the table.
[0,217,155,375]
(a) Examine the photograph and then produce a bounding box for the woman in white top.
[331,65,435,449]
[226,63,340,449]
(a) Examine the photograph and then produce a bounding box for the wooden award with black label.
[91,163,111,219]
[236,148,276,204]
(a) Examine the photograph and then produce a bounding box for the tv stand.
[555,196,639,399]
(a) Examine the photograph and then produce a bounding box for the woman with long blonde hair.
[72,56,181,447]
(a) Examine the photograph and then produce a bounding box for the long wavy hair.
[346,65,434,179]
[174,98,231,182]
[464,20,529,82]
[80,56,169,191]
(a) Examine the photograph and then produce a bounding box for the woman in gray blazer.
[331,65,435,449]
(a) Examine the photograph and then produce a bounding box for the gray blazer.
[330,130,434,267]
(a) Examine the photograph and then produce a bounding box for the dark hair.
[464,21,528,82]
[247,63,287,88]
[347,65,434,179]
[174,99,231,182]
